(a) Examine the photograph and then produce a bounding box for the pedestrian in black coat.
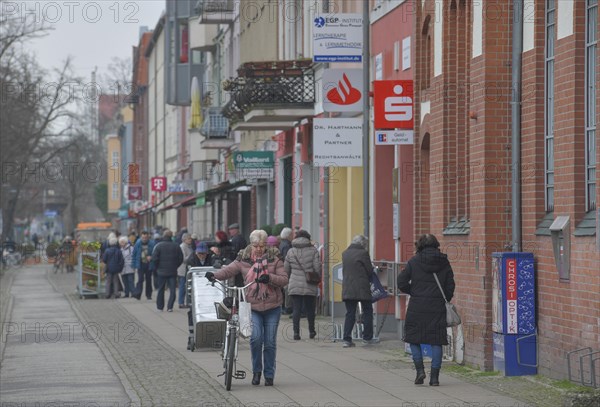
[102,237,124,299]
[152,230,184,311]
[341,235,376,347]
[397,233,456,386]
[228,223,247,256]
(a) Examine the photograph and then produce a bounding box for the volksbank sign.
[234,151,274,169]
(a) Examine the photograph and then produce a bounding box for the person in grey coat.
[177,233,194,309]
[341,235,376,347]
[284,230,321,340]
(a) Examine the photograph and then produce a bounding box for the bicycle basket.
[214,301,231,320]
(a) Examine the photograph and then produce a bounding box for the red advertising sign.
[373,80,414,130]
[151,176,167,192]
[128,185,142,201]
[505,258,518,334]
[128,163,140,185]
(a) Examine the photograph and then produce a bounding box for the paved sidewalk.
[0,266,130,406]
[2,266,541,407]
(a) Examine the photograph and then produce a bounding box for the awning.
[135,194,172,215]
[158,194,197,212]
[203,180,249,200]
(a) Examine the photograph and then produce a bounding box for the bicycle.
[209,279,255,391]
[53,251,65,274]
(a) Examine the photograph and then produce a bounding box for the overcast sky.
[21,1,165,79]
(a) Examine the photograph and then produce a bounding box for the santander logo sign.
[327,73,361,105]
[323,69,363,112]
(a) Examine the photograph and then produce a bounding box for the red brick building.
[413,0,599,378]
[131,30,153,228]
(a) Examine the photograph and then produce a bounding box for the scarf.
[245,256,272,301]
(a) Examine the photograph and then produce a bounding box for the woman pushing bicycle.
[205,229,288,387]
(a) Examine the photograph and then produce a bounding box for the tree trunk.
[2,186,22,241]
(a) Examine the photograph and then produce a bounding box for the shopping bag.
[370,271,389,303]
[238,289,253,338]
[445,302,462,327]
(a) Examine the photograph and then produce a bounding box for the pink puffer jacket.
[213,246,288,312]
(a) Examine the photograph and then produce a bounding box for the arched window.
[422,15,432,91]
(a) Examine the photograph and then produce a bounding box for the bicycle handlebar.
[209,279,255,292]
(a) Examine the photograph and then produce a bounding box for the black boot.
[413,360,426,385]
[252,372,261,385]
[429,368,440,386]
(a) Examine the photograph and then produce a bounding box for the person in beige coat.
[284,230,322,340]
[205,229,288,387]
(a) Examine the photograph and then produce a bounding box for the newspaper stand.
[78,250,105,298]
[186,267,227,351]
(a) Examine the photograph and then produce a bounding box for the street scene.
[0,264,591,407]
[1,0,600,406]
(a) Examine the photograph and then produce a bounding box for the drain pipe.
[511,0,524,253]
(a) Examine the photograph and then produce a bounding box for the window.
[545,0,555,212]
[112,183,119,200]
[422,16,432,90]
[112,151,119,168]
[394,41,400,71]
[585,0,597,212]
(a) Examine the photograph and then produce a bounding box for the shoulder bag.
[294,252,321,285]
[433,273,461,327]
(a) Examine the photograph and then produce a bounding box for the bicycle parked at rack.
[209,279,255,391]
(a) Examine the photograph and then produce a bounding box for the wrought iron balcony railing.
[222,60,315,122]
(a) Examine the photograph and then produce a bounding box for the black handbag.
[294,253,321,285]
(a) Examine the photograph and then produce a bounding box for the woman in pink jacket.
[205,229,288,387]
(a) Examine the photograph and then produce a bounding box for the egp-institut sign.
[313,14,363,62]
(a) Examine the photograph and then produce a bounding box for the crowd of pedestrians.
[98,226,456,388]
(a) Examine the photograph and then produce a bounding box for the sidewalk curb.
[0,293,14,363]
[46,269,142,407]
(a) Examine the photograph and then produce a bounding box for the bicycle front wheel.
[224,327,236,391]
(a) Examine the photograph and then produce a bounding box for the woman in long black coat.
[397,234,455,386]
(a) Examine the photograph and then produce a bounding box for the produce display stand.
[77,250,105,299]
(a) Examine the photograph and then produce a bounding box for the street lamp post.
[362,0,370,239]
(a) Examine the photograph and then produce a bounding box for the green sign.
[234,151,274,169]
[196,193,206,207]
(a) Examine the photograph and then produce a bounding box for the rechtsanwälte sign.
[313,118,363,167]
[234,151,274,179]
[313,14,363,63]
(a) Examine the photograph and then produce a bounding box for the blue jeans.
[156,275,177,310]
[250,307,281,379]
[178,276,187,306]
[410,343,443,369]
[122,273,135,296]
[343,300,373,342]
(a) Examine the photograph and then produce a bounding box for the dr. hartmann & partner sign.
[313,118,363,167]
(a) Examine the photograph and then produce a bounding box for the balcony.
[199,107,235,149]
[222,60,315,130]
[196,0,235,24]
[189,17,218,51]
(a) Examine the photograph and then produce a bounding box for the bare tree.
[99,56,134,106]
[0,9,80,240]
